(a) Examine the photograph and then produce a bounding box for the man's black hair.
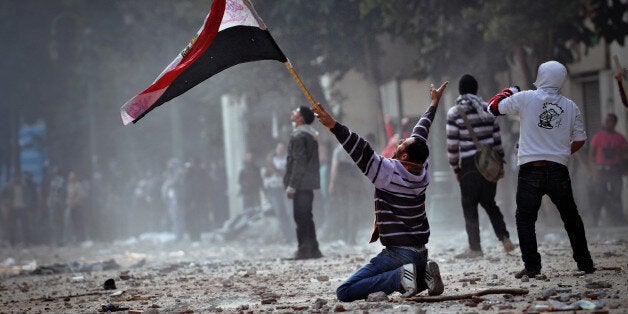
[459,74,478,95]
[298,106,315,124]
[406,138,429,164]
[608,113,618,124]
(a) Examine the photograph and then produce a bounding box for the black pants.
[589,166,625,225]
[293,190,321,255]
[459,157,510,251]
[516,163,593,272]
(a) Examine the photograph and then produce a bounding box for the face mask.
[291,121,297,128]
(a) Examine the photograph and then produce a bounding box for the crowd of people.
[0,158,231,247]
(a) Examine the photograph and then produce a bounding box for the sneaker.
[578,263,596,274]
[454,249,483,259]
[287,250,323,260]
[502,238,516,252]
[425,260,444,296]
[400,263,417,297]
[514,268,540,279]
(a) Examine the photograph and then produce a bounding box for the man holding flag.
[313,82,448,301]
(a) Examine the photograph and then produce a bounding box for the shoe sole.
[425,261,444,296]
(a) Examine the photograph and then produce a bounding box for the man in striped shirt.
[446,74,515,259]
[313,82,448,301]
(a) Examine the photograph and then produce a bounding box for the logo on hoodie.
[538,102,564,129]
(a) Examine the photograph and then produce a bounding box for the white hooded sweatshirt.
[498,61,586,166]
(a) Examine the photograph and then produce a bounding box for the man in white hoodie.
[487,61,595,278]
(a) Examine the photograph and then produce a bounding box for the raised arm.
[411,81,448,142]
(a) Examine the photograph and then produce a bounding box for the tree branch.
[407,288,529,302]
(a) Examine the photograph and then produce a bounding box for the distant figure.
[446,74,515,259]
[65,171,86,244]
[488,60,596,278]
[263,143,293,241]
[588,113,628,226]
[284,106,322,260]
[23,172,39,244]
[326,141,368,245]
[46,166,65,245]
[239,152,263,213]
[161,159,185,241]
[208,162,229,229]
[380,114,408,158]
[1,173,30,245]
[314,81,448,301]
[183,158,210,241]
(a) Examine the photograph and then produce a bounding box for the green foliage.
[2,0,623,175]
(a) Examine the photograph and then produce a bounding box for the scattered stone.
[99,303,129,312]
[537,288,556,300]
[521,275,529,282]
[585,281,612,289]
[103,279,116,290]
[313,298,327,309]
[366,291,388,302]
[261,298,277,304]
[334,304,347,312]
[316,275,329,282]
[558,293,571,302]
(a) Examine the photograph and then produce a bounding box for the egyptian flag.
[120,0,287,125]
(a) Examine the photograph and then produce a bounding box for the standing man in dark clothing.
[446,74,515,258]
[488,60,595,278]
[588,113,628,225]
[183,158,210,241]
[209,162,229,230]
[239,153,263,213]
[284,106,323,260]
[1,173,30,245]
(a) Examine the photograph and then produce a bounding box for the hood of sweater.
[294,124,319,140]
[457,93,492,122]
[533,61,567,94]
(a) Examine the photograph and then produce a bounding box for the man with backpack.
[446,74,515,259]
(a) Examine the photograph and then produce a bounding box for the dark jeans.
[293,190,320,255]
[336,247,428,302]
[589,166,625,225]
[459,157,510,251]
[516,163,594,272]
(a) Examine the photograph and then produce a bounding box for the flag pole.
[284,61,320,111]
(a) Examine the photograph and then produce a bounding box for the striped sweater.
[329,105,436,247]
[446,95,505,173]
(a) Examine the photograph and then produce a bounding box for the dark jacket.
[284,125,320,190]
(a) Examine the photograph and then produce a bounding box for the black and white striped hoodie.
[328,105,436,247]
[446,94,505,173]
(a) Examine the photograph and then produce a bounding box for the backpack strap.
[456,105,481,149]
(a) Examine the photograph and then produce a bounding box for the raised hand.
[430,81,449,107]
[312,103,337,129]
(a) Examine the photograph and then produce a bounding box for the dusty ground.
[1,220,627,313]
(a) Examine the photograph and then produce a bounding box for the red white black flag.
[120,0,287,125]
